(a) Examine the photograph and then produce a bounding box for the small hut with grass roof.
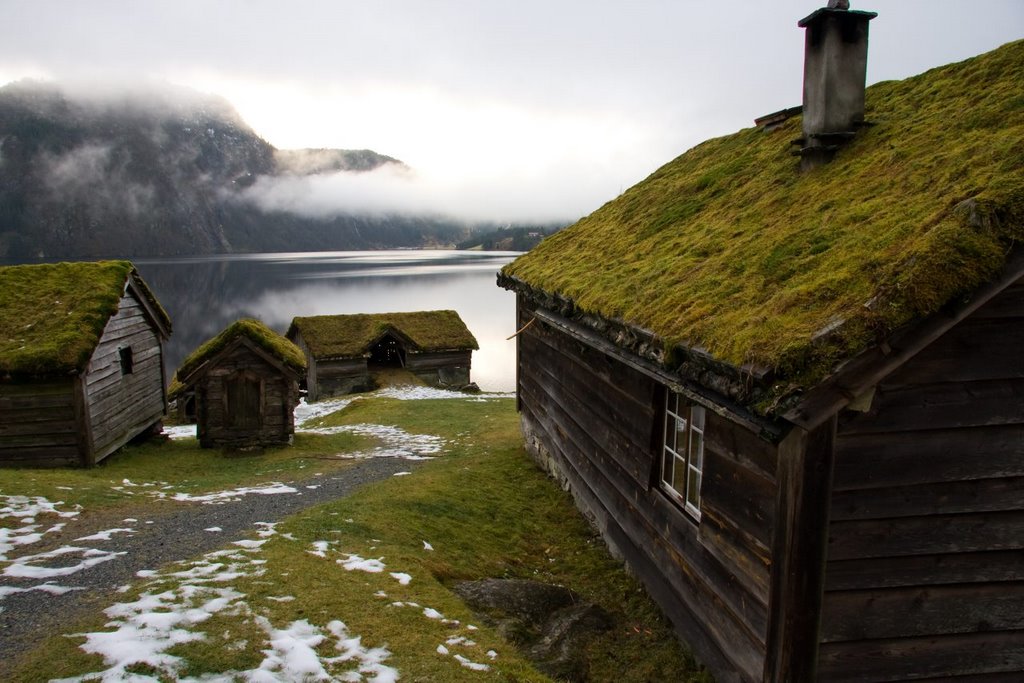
[286,310,478,400]
[499,12,1024,683]
[0,260,171,467]
[171,319,305,449]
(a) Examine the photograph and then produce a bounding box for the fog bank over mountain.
[0,80,562,259]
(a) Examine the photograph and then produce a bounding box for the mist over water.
[133,250,519,392]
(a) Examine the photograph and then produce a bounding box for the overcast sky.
[1,1,1021,223]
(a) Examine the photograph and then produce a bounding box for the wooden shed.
[170,319,305,449]
[0,260,171,467]
[499,25,1024,683]
[286,310,478,400]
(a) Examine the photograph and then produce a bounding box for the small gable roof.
[501,41,1024,412]
[287,310,479,359]
[0,260,171,377]
[173,319,306,392]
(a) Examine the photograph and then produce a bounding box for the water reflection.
[132,251,520,392]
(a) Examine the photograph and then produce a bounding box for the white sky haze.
[1,1,1020,223]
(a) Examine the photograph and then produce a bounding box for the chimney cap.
[799,7,877,27]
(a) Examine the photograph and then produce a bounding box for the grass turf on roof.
[502,40,1024,396]
[0,260,145,376]
[288,310,479,358]
[174,318,307,386]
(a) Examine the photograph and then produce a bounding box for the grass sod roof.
[502,40,1024,408]
[287,310,479,359]
[0,260,170,377]
[173,318,307,389]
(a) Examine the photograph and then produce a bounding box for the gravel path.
[0,455,421,678]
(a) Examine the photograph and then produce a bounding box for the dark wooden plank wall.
[84,289,166,463]
[196,345,298,448]
[819,279,1024,682]
[407,350,472,387]
[314,358,371,398]
[290,331,319,400]
[0,379,80,466]
[517,297,778,682]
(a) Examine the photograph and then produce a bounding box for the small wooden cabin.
[286,310,478,400]
[0,260,171,467]
[170,319,305,449]
[499,21,1024,683]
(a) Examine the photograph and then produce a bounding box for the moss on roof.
[174,318,307,387]
[287,310,479,358]
[503,40,1024,397]
[0,260,168,377]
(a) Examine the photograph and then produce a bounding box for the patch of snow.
[422,607,444,620]
[0,582,84,600]
[3,545,125,579]
[170,483,297,504]
[300,422,443,460]
[422,540,434,551]
[375,386,512,401]
[204,527,223,532]
[163,424,197,440]
[74,527,135,542]
[338,554,386,574]
[454,653,490,671]
[308,540,330,558]
[393,471,412,476]
[232,539,268,550]
[487,649,498,660]
[266,595,296,603]
[293,396,353,427]
[436,644,450,655]
[390,572,412,585]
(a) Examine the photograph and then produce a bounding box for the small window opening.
[118,347,134,375]
[661,393,705,520]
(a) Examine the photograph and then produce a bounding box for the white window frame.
[661,392,706,521]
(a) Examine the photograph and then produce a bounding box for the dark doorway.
[369,333,406,367]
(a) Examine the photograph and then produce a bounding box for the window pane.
[690,429,704,470]
[662,448,674,487]
[673,455,688,494]
[687,467,702,509]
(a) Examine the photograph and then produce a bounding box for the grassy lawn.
[3,393,710,682]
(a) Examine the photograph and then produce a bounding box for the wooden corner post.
[764,414,837,682]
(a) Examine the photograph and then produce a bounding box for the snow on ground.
[374,386,512,402]
[3,545,125,579]
[293,396,353,427]
[56,522,401,683]
[169,483,298,505]
[300,423,444,461]
[163,424,197,440]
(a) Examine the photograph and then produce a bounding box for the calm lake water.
[132,250,520,392]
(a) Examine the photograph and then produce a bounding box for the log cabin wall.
[406,350,472,387]
[313,358,371,398]
[818,277,1024,681]
[0,378,81,466]
[516,295,779,682]
[290,331,319,400]
[83,287,166,463]
[195,344,299,448]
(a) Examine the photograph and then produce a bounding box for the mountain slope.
[0,81,466,258]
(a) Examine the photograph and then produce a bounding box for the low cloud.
[238,161,624,225]
[41,143,156,215]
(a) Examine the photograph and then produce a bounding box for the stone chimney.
[797,1,877,170]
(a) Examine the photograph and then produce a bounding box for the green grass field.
[2,394,710,682]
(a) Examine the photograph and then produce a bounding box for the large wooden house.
[499,9,1023,683]
[286,310,478,400]
[170,319,305,449]
[0,260,171,467]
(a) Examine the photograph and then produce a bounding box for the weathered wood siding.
[516,296,777,682]
[194,344,299,448]
[819,278,1024,681]
[406,350,472,387]
[290,331,320,400]
[312,358,371,399]
[0,378,80,466]
[84,288,166,463]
